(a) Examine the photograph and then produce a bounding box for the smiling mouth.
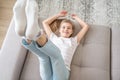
[64,32,69,34]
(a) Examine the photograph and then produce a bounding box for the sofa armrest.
[0,18,27,80]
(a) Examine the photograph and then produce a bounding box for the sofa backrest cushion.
[111,26,120,80]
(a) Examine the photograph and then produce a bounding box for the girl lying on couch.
[13,0,89,80]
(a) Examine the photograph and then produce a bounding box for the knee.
[51,50,62,60]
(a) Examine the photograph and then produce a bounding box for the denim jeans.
[22,39,70,80]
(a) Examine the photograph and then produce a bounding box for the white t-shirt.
[49,33,79,70]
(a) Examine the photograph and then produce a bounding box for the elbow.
[84,24,89,30]
[86,25,89,29]
[42,20,47,25]
[86,25,89,32]
[42,20,50,25]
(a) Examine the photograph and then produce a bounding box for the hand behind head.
[58,10,68,17]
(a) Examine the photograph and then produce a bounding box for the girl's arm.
[72,14,89,43]
[42,10,67,38]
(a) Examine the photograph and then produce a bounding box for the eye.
[67,27,72,30]
[67,27,70,29]
[62,26,65,29]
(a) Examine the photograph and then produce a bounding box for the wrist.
[56,14,61,18]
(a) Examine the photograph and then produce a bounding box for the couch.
[0,17,120,80]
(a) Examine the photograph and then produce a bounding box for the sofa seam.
[18,50,29,80]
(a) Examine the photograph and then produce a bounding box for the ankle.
[36,34,47,46]
[26,39,32,44]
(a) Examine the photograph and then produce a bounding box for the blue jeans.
[22,39,69,80]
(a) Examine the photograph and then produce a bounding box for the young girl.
[22,11,89,80]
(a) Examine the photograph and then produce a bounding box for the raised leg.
[37,40,70,80]
[25,0,40,40]
[13,0,27,36]
[22,39,53,80]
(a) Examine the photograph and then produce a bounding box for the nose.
[64,28,68,31]
[64,29,68,32]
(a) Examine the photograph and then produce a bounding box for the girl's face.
[59,22,73,38]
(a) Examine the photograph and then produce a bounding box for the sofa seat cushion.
[20,52,42,80]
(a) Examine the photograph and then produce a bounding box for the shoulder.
[71,36,79,45]
[49,32,59,41]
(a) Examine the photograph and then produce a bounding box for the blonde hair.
[49,19,62,32]
[50,19,75,33]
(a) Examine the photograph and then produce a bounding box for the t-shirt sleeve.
[49,32,59,43]
[71,36,79,46]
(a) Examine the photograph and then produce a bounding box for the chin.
[63,35,70,38]
[61,34,71,38]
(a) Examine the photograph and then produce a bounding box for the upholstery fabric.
[111,26,120,80]
[20,52,41,80]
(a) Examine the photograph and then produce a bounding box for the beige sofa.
[0,18,120,80]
